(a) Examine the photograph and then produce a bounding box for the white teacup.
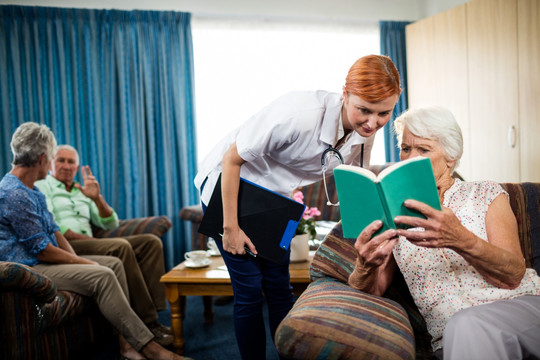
[184,250,209,265]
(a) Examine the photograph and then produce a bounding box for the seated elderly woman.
[0,122,189,360]
[348,106,540,359]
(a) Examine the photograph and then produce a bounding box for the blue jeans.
[215,239,294,359]
[201,192,294,359]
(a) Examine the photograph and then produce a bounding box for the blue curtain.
[0,5,198,269]
[380,21,410,162]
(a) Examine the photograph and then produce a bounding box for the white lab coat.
[195,90,374,204]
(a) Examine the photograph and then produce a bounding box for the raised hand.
[74,165,101,201]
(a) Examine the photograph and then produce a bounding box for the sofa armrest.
[500,182,540,274]
[0,261,57,303]
[310,221,356,282]
[307,221,433,358]
[275,277,415,360]
[93,215,172,238]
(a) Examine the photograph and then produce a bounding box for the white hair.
[56,144,80,165]
[11,122,57,167]
[393,106,463,171]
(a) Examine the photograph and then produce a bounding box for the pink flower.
[293,191,304,203]
[307,207,321,217]
[293,190,321,239]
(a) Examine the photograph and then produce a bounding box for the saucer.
[207,250,221,257]
[185,258,211,268]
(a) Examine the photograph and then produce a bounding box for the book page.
[379,158,441,227]
[334,165,390,239]
[333,164,377,181]
[377,156,427,181]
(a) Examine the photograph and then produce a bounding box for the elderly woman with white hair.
[0,122,189,360]
[347,106,540,359]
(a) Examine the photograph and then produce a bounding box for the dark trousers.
[214,238,294,360]
[201,194,294,359]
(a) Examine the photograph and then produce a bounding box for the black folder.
[198,174,306,263]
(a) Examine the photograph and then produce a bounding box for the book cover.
[333,157,441,239]
[198,174,306,263]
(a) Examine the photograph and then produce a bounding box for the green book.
[333,157,442,239]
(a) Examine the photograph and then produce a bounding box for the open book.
[333,157,441,239]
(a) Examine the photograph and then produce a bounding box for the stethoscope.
[321,143,364,206]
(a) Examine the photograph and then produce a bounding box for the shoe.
[147,321,174,346]
[147,321,173,335]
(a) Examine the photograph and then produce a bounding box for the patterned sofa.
[275,182,540,359]
[0,215,172,360]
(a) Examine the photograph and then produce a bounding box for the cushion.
[276,223,416,359]
[179,204,204,224]
[0,262,56,303]
[93,215,172,238]
[310,221,356,283]
[275,278,415,360]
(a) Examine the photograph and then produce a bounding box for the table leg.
[165,284,185,354]
[202,296,214,323]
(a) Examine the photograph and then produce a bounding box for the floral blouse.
[392,179,540,351]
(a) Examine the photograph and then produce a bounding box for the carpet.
[163,296,281,360]
[93,295,281,359]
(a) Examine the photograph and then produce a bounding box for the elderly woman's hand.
[354,220,398,267]
[348,220,399,296]
[394,199,470,251]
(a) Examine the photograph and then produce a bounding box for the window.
[192,18,384,164]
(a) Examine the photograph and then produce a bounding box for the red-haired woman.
[194,54,402,359]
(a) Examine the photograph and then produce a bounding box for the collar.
[47,174,79,192]
[319,94,343,145]
[319,94,369,147]
[336,111,346,143]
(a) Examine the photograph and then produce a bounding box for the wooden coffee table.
[160,253,314,354]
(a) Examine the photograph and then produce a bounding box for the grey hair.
[393,106,463,171]
[56,144,80,165]
[11,122,57,167]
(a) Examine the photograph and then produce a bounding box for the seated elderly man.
[348,106,540,359]
[35,145,171,346]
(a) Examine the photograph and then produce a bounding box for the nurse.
[194,54,402,359]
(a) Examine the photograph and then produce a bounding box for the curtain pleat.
[0,5,198,269]
[380,21,410,162]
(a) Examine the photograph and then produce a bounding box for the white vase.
[290,233,310,262]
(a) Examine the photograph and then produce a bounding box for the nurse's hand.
[222,226,258,256]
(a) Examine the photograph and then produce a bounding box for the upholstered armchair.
[275,183,540,359]
[0,215,172,360]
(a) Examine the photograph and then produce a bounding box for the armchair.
[0,215,172,360]
[275,182,540,359]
